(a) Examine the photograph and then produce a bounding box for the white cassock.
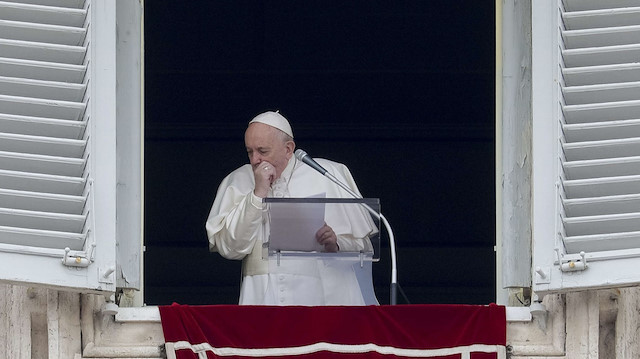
[206,156,378,305]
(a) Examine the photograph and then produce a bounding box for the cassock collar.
[271,156,297,198]
[279,155,297,185]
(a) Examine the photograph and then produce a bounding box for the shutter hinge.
[62,243,96,268]
[555,248,588,272]
[62,247,90,267]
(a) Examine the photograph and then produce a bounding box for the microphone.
[295,149,359,198]
[294,149,328,175]
[294,148,400,304]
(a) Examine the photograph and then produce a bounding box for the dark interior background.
[143,1,496,305]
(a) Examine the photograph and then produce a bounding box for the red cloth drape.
[159,304,506,359]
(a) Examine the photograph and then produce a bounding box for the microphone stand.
[323,171,399,305]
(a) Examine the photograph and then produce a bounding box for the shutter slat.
[563,156,640,180]
[0,94,85,120]
[0,1,87,27]
[563,137,640,161]
[0,38,86,65]
[0,225,85,250]
[0,169,84,195]
[564,231,640,253]
[9,0,85,9]
[563,81,640,105]
[563,25,640,48]
[563,0,640,12]
[564,193,640,217]
[563,7,640,29]
[563,119,640,142]
[0,113,85,139]
[0,19,86,45]
[0,150,85,177]
[564,212,640,236]
[0,188,86,214]
[562,44,640,67]
[0,76,86,101]
[0,57,86,82]
[564,175,640,198]
[563,63,640,86]
[0,207,85,232]
[563,100,640,123]
[0,132,86,157]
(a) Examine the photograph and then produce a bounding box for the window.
[532,0,640,295]
[0,0,141,293]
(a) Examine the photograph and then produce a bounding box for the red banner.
[160,304,506,359]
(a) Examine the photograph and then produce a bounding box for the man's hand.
[253,162,275,198]
[316,223,338,252]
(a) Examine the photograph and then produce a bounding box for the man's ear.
[285,141,295,159]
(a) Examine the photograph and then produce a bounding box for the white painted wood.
[0,94,85,119]
[0,57,87,82]
[532,0,640,295]
[114,0,143,291]
[0,169,85,195]
[563,6,640,29]
[0,188,86,213]
[563,63,640,86]
[0,19,86,45]
[12,0,85,9]
[0,38,86,64]
[0,1,87,27]
[0,75,86,101]
[563,0,640,12]
[562,81,640,105]
[0,0,118,293]
[562,44,640,68]
[0,132,86,157]
[0,207,85,232]
[500,0,533,290]
[563,119,640,142]
[0,151,86,176]
[563,25,640,48]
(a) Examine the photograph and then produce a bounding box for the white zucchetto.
[248,111,294,138]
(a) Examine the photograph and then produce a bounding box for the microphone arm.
[294,149,399,305]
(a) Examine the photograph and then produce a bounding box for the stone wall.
[2,283,640,358]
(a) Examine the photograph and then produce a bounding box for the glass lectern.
[262,197,381,305]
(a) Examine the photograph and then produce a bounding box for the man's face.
[245,123,294,179]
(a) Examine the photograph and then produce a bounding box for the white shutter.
[532,0,640,295]
[0,0,117,293]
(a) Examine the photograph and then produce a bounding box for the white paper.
[268,193,326,252]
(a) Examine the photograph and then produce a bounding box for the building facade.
[2,0,640,358]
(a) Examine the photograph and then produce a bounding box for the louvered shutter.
[0,0,117,293]
[532,0,640,295]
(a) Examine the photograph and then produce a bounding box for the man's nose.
[249,153,261,164]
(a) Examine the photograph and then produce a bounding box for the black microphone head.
[294,149,307,161]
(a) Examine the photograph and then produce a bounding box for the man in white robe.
[206,111,377,305]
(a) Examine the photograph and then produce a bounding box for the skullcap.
[248,111,294,138]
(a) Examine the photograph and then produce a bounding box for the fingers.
[316,224,338,252]
[253,162,275,198]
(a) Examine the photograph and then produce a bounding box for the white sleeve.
[205,175,265,260]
